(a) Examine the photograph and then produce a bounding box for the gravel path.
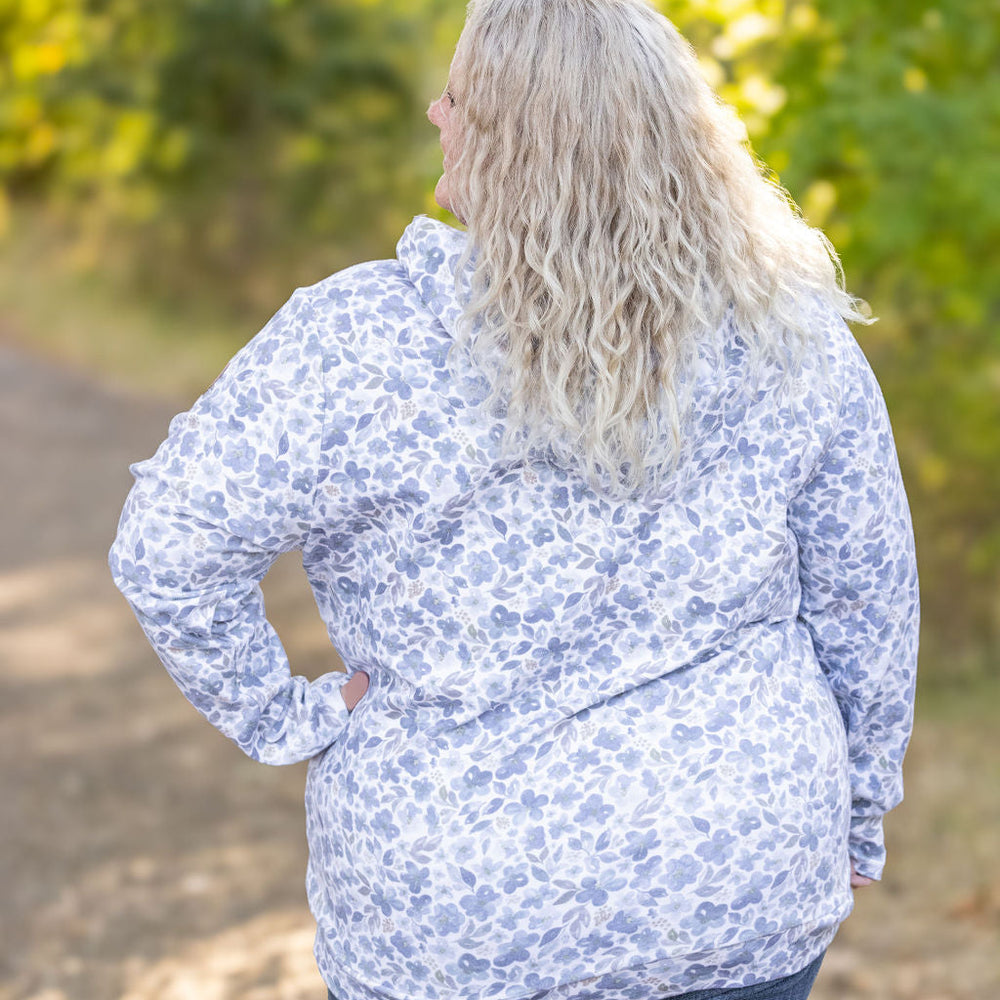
[0,343,996,1000]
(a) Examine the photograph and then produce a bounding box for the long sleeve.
[787,337,920,880]
[109,289,350,765]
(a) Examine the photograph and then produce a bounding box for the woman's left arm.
[109,290,352,765]
[787,333,920,882]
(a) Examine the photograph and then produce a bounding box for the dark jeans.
[326,949,826,1000]
[656,950,826,1000]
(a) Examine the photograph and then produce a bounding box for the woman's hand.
[850,858,875,889]
[340,670,370,712]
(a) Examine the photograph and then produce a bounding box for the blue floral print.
[110,216,919,1000]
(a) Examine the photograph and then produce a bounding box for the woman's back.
[111,215,917,1000]
[265,217,906,998]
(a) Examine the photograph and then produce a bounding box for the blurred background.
[0,0,997,998]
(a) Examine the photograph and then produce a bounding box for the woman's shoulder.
[296,215,466,307]
[752,290,882,422]
[278,261,422,369]
[296,257,412,316]
[799,293,888,424]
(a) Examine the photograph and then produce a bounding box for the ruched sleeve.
[109,290,351,764]
[787,337,920,880]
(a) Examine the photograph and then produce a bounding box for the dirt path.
[0,343,997,1000]
[0,344,334,1000]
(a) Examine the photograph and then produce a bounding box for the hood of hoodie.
[395,215,471,340]
[392,213,735,443]
[396,214,733,370]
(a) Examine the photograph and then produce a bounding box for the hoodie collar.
[396,215,471,339]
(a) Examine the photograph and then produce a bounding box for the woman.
[110,2,919,999]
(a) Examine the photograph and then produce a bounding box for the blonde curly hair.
[445,0,873,497]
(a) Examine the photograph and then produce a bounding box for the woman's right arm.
[109,289,360,765]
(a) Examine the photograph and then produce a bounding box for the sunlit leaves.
[0,0,431,308]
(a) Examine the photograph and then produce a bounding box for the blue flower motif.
[501,869,529,894]
[694,901,728,925]
[370,883,404,916]
[423,247,445,273]
[194,490,227,521]
[792,745,818,772]
[466,550,497,586]
[696,830,737,864]
[459,885,500,921]
[531,524,555,546]
[663,543,695,579]
[492,534,530,569]
[223,439,255,473]
[664,854,700,890]
[573,793,615,825]
[691,526,724,559]
[488,604,520,630]
[431,901,465,934]
[234,388,264,419]
[255,454,289,488]
[506,789,549,822]
[816,513,850,540]
[395,548,433,579]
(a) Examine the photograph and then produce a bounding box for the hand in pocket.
[850,858,875,889]
[340,670,370,712]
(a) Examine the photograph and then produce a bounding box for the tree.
[0,0,439,309]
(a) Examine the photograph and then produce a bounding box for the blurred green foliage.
[0,0,456,309]
[0,0,997,677]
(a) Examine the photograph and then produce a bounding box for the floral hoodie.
[111,216,919,1000]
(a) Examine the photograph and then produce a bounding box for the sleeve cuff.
[849,813,887,880]
[252,670,351,765]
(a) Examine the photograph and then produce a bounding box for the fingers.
[850,858,876,888]
[339,670,370,712]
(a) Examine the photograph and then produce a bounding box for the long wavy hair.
[445,0,873,497]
